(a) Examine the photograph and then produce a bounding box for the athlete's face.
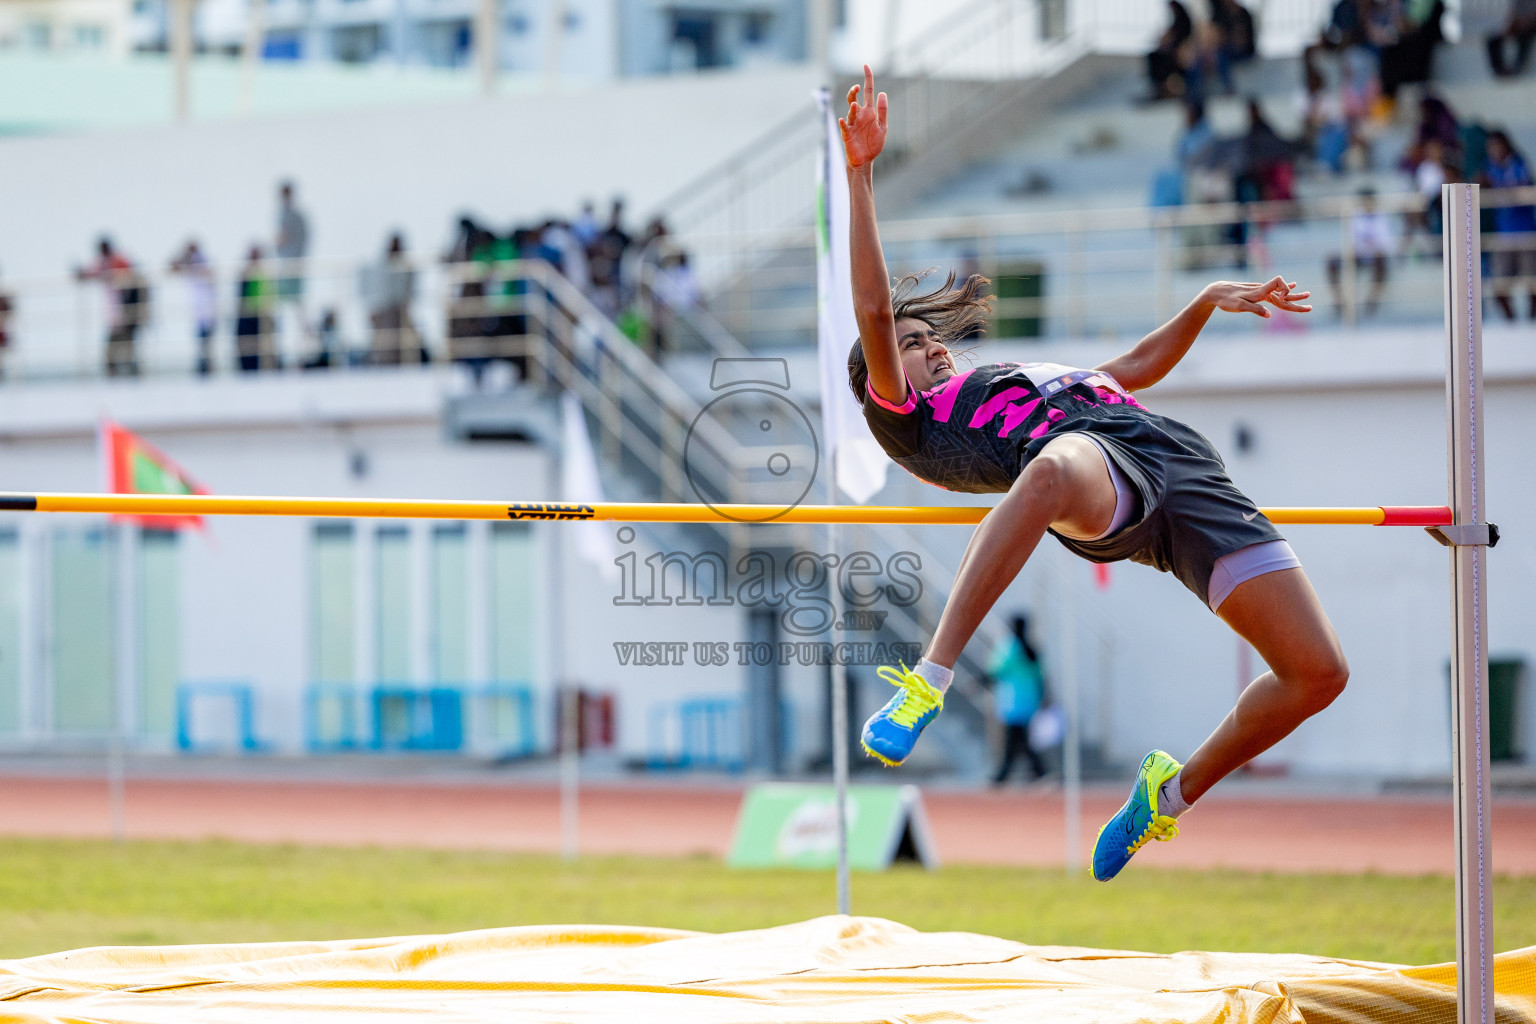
[896,318,955,392]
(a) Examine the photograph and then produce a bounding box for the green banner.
[727,783,937,871]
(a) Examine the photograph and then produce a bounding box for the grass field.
[3,837,1535,966]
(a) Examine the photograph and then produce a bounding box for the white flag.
[815,89,891,504]
[560,390,618,582]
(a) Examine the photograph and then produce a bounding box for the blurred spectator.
[1214,0,1256,61]
[541,219,590,294]
[275,181,310,361]
[1376,0,1445,104]
[303,308,343,370]
[1300,59,1353,172]
[1487,0,1536,76]
[1146,0,1194,100]
[1178,99,1216,170]
[1189,0,1255,97]
[0,266,12,380]
[572,200,600,249]
[1238,98,1298,203]
[445,216,498,381]
[1317,0,1366,51]
[654,251,699,312]
[1327,188,1396,317]
[365,233,425,365]
[75,237,147,377]
[169,240,217,376]
[588,197,631,317]
[275,183,309,303]
[234,245,278,372]
[1481,130,1536,321]
[987,614,1048,786]
[1404,93,1461,165]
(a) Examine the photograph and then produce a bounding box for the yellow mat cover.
[0,916,1532,1023]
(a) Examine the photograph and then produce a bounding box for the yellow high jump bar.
[0,492,1453,527]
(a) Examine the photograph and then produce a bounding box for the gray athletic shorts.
[1022,410,1288,609]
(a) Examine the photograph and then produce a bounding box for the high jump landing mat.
[1,916,1532,1024]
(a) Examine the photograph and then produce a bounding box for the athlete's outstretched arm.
[841,65,905,407]
[1096,277,1311,392]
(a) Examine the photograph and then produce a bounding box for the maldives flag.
[98,421,208,530]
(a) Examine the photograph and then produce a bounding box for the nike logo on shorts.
[1242,511,1259,521]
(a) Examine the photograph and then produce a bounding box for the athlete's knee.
[1018,451,1075,510]
[1292,646,1349,712]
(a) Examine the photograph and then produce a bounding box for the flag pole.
[828,452,851,916]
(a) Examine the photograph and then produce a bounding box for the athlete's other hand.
[1204,277,1312,318]
[840,65,888,169]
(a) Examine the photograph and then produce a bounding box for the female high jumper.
[841,67,1349,881]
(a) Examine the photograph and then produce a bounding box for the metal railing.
[674,187,1536,347]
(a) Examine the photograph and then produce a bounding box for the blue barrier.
[371,686,464,751]
[176,681,259,752]
[476,683,537,758]
[305,682,360,751]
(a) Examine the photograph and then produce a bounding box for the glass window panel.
[490,523,535,683]
[312,523,354,683]
[138,530,179,739]
[0,532,19,734]
[432,525,467,683]
[375,527,411,682]
[52,528,114,734]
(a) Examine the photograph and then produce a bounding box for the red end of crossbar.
[1380,505,1454,526]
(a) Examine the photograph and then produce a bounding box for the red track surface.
[1,775,1533,875]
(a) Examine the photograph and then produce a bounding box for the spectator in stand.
[1405,93,1461,163]
[1316,0,1365,52]
[1376,0,1445,105]
[1300,58,1354,172]
[274,181,310,359]
[1211,0,1257,86]
[1178,99,1216,170]
[1327,188,1396,318]
[234,245,277,372]
[1481,130,1536,321]
[304,308,342,370]
[0,266,12,380]
[1238,98,1299,203]
[366,232,425,365]
[587,197,631,317]
[75,237,146,377]
[1146,0,1194,99]
[169,240,217,376]
[1487,0,1536,75]
[572,200,600,250]
[541,219,590,295]
[444,215,497,377]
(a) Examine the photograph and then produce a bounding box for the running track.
[0,774,1533,875]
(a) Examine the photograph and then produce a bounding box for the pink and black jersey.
[860,358,1288,607]
[861,361,1148,494]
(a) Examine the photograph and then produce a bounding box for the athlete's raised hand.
[1206,277,1313,318]
[839,65,888,169]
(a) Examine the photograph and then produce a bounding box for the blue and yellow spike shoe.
[861,663,945,767]
[1090,750,1184,882]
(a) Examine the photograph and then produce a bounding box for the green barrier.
[727,783,938,870]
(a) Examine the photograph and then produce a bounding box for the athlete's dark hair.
[846,269,993,402]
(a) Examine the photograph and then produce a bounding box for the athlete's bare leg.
[925,434,1118,667]
[1178,567,1348,801]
